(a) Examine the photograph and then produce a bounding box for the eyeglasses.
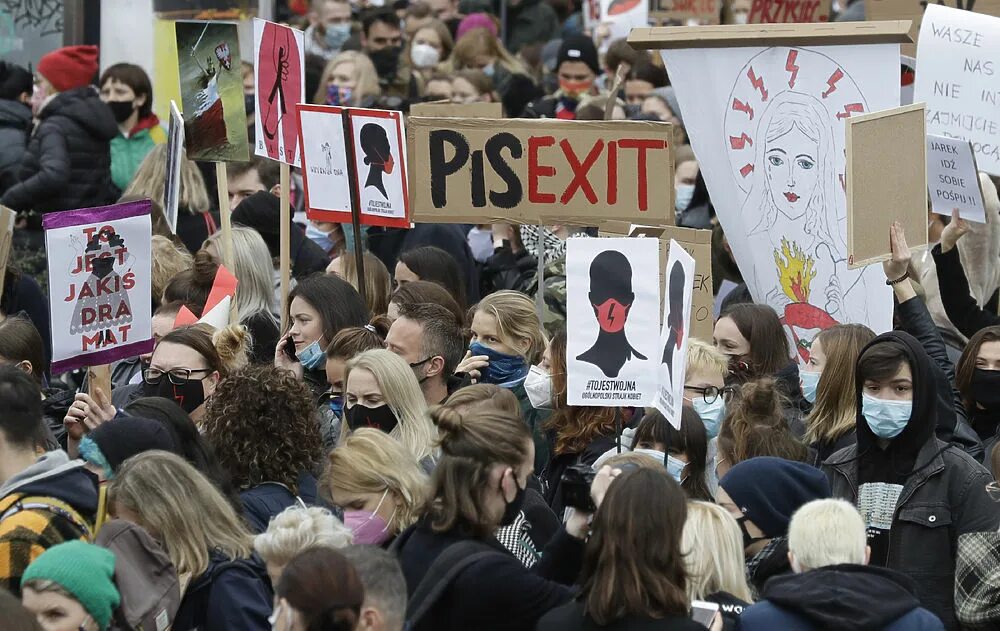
[143,367,213,386]
[988,481,1000,502]
[684,385,736,404]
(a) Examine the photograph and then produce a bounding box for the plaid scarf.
[956,530,1000,626]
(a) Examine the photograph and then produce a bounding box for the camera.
[561,464,596,513]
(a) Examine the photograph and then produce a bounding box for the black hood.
[41,87,118,142]
[0,99,31,129]
[762,564,923,630]
[855,331,937,481]
[232,191,329,278]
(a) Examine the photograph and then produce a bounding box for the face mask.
[862,392,912,439]
[665,454,687,484]
[633,447,666,463]
[499,475,526,527]
[369,46,401,78]
[691,397,725,438]
[326,84,353,106]
[306,222,336,252]
[675,183,695,212]
[328,394,344,418]
[324,22,352,51]
[726,354,753,381]
[244,93,256,117]
[345,402,399,434]
[143,378,206,414]
[736,515,767,550]
[344,490,394,545]
[468,228,494,263]
[559,78,593,99]
[107,99,135,123]
[971,368,1000,412]
[482,63,496,77]
[592,298,631,333]
[524,365,553,409]
[410,43,441,69]
[800,369,820,404]
[297,340,326,370]
[469,341,529,386]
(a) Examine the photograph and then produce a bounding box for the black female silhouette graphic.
[359,123,394,199]
[577,249,647,378]
[661,260,686,385]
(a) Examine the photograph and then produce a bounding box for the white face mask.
[675,183,695,212]
[732,12,749,23]
[524,365,553,409]
[410,43,441,69]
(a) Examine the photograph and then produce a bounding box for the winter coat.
[481,245,537,295]
[174,208,220,255]
[738,564,943,631]
[0,99,31,191]
[542,431,617,519]
[240,472,322,534]
[172,550,272,631]
[1,87,117,213]
[538,601,706,631]
[504,0,560,53]
[110,113,165,191]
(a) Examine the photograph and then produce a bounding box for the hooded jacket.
[1,87,118,214]
[110,112,165,191]
[172,549,272,631]
[738,564,944,631]
[0,99,31,191]
[822,331,1000,630]
[0,451,99,595]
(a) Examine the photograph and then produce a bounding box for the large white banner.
[662,44,897,361]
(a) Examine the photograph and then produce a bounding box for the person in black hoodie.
[0,62,33,194]
[821,329,999,630]
[739,498,944,630]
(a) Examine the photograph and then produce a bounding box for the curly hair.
[202,364,322,493]
[546,329,616,456]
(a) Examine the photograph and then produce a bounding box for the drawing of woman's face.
[764,124,819,221]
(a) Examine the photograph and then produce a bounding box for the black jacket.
[931,242,998,339]
[542,433,617,519]
[538,601,705,631]
[173,550,272,631]
[0,99,31,192]
[239,472,322,534]
[2,87,117,214]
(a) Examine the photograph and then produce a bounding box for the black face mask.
[345,403,399,434]
[368,46,401,79]
[244,93,256,117]
[500,477,526,527]
[736,515,767,550]
[91,255,114,278]
[107,99,135,123]
[971,368,1000,412]
[143,378,206,414]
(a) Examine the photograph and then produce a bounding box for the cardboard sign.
[409,101,503,118]
[867,0,1000,57]
[165,101,184,233]
[654,240,696,428]
[43,201,153,375]
[408,117,675,225]
[0,206,14,298]
[175,20,249,162]
[914,4,1000,176]
[298,104,352,223]
[567,237,660,407]
[651,0,722,25]
[847,103,928,268]
[749,0,832,23]
[253,19,305,167]
[927,134,986,222]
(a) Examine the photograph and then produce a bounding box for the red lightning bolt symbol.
[740,163,754,177]
[732,98,754,120]
[730,133,753,150]
[785,50,799,89]
[822,69,844,99]
[747,67,768,101]
[836,103,864,119]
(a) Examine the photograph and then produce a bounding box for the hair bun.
[213,324,250,372]
[192,249,220,287]
[431,406,466,435]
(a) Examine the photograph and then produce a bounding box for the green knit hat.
[22,540,120,629]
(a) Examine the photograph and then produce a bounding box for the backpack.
[96,519,181,631]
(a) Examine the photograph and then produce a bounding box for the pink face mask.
[344,490,396,545]
[30,83,47,116]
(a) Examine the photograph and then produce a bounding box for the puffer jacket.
[1,87,117,214]
[0,99,31,191]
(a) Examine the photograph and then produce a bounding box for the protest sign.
[635,22,906,361]
[408,117,675,225]
[0,206,14,297]
[913,4,1000,176]
[927,134,985,222]
[651,0,721,25]
[409,101,503,118]
[748,0,832,23]
[901,54,916,105]
[253,19,305,167]
[567,237,660,407]
[867,0,1000,57]
[847,103,928,268]
[43,201,153,375]
[654,240,696,428]
[601,0,650,41]
[298,105,352,223]
[349,109,410,229]
[165,101,184,233]
[175,20,249,163]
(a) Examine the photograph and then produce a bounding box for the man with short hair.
[362,9,418,100]
[385,302,464,406]
[305,0,355,60]
[0,366,99,596]
[739,499,944,630]
[522,35,601,120]
[341,545,407,631]
[227,156,281,211]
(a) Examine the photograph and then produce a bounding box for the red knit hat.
[37,45,99,92]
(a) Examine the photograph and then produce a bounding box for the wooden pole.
[279,162,291,332]
[341,110,368,308]
[215,162,238,325]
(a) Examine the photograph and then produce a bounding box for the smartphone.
[283,338,299,363]
[691,601,720,628]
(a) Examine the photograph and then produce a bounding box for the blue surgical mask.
[469,341,529,387]
[862,392,912,439]
[800,369,820,404]
[324,23,352,51]
[665,454,687,484]
[298,340,326,370]
[691,396,725,438]
[675,183,695,212]
[328,394,344,418]
[482,63,496,77]
[306,222,336,253]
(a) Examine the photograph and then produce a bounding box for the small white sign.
[654,240,696,429]
[927,134,986,223]
[298,104,352,222]
[349,108,410,229]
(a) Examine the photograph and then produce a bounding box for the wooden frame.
[627,20,913,49]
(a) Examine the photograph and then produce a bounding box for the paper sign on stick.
[165,101,184,232]
[748,0,832,23]
[601,0,649,41]
[254,19,305,167]
[654,240,695,429]
[408,117,675,225]
[847,103,928,268]
[43,201,153,374]
[567,237,660,407]
[927,134,985,223]
[349,109,410,229]
[298,104,352,223]
[914,4,1000,176]
[650,0,721,25]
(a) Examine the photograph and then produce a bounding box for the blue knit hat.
[22,541,120,629]
[719,457,831,538]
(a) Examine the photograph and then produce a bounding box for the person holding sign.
[932,210,1000,340]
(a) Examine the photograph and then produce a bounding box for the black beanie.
[719,457,831,538]
[557,35,600,76]
[0,61,32,101]
[90,416,179,471]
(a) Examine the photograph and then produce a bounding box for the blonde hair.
[314,51,381,105]
[151,235,192,305]
[474,290,546,363]
[109,451,254,577]
[206,227,277,323]
[805,324,876,445]
[682,501,752,602]
[338,251,392,318]
[451,28,527,76]
[344,349,438,463]
[686,338,727,381]
[788,499,866,571]
[325,428,430,533]
[254,506,353,567]
[124,144,210,213]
